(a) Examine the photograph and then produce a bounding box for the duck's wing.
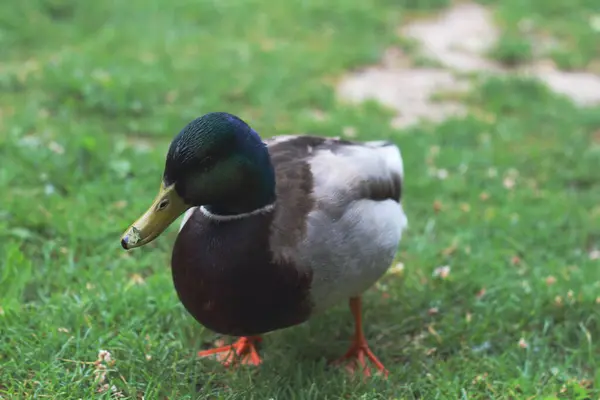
[266,134,403,213]
[265,134,404,251]
[265,134,407,311]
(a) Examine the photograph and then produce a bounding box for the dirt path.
[337,3,600,129]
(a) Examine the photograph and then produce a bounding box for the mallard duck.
[120,112,407,377]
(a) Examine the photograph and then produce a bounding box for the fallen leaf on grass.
[472,373,488,384]
[503,177,515,190]
[559,385,568,393]
[97,384,124,397]
[432,265,451,279]
[97,350,112,364]
[94,349,115,387]
[579,379,593,389]
[428,325,442,343]
[387,262,405,275]
[441,243,457,256]
[436,169,448,180]
[518,338,528,349]
[555,296,563,306]
[129,273,145,285]
[545,276,557,285]
[113,200,127,210]
[48,141,65,155]
[375,282,389,292]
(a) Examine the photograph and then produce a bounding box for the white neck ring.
[198,203,275,221]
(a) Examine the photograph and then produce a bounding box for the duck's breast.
[172,208,313,336]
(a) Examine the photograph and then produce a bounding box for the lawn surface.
[1,0,599,399]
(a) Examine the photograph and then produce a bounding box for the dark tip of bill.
[121,237,129,250]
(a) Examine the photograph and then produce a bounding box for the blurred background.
[1,0,599,398]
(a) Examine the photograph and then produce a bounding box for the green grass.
[488,33,534,67]
[480,0,600,69]
[1,0,600,398]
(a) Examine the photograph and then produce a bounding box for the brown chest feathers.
[171,209,314,336]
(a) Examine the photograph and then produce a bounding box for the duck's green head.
[120,112,276,250]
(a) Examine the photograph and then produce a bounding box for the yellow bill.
[121,183,190,250]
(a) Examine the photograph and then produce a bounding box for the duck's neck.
[203,187,276,217]
[203,142,276,217]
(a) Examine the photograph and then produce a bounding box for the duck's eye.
[157,198,170,210]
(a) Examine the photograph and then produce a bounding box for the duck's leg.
[198,336,263,367]
[332,296,389,378]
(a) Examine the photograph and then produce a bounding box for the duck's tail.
[364,140,404,181]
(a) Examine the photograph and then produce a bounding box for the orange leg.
[333,296,389,378]
[197,336,263,367]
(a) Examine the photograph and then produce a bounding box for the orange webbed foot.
[332,296,389,378]
[198,336,263,367]
[333,340,389,378]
